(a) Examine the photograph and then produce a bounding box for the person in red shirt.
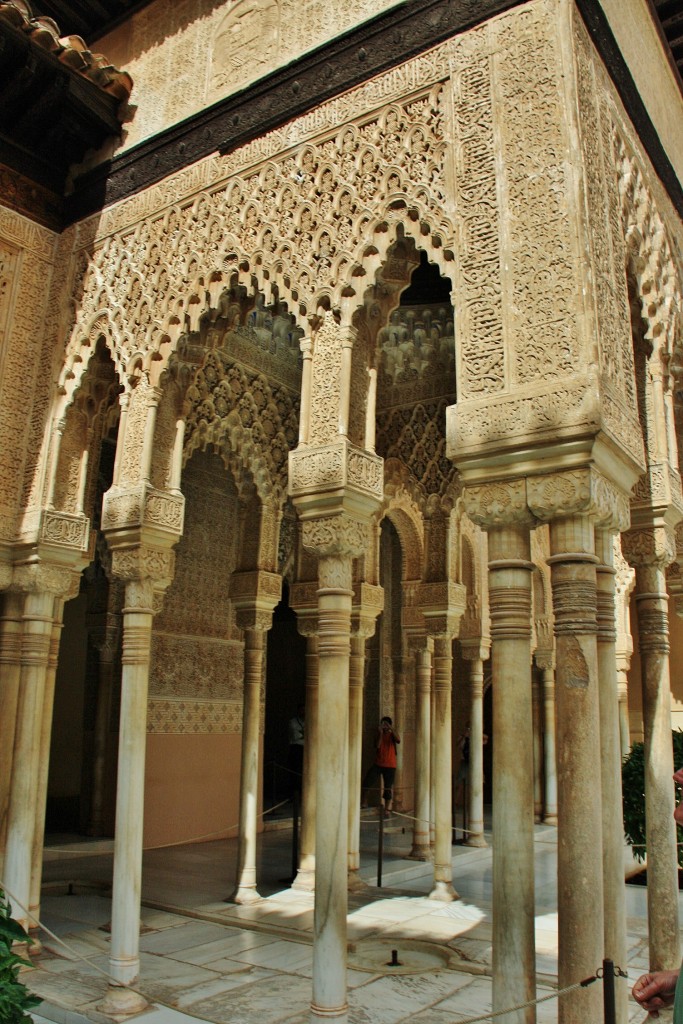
[361,716,401,813]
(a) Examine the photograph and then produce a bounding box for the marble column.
[311,553,353,1023]
[462,650,488,848]
[0,592,23,879]
[230,627,267,904]
[392,656,408,811]
[628,549,679,970]
[532,672,543,823]
[537,657,558,825]
[293,630,318,892]
[29,603,64,939]
[548,515,604,1024]
[616,666,631,759]
[99,579,155,1017]
[429,634,457,902]
[487,523,536,1024]
[348,633,367,889]
[88,614,119,837]
[408,639,432,860]
[3,590,56,932]
[595,528,627,1023]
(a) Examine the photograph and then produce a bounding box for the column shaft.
[347,635,365,883]
[541,666,558,824]
[293,634,318,891]
[595,530,627,1024]
[488,525,535,1024]
[3,591,55,931]
[549,515,603,1024]
[0,593,24,879]
[429,635,456,901]
[102,580,154,1015]
[635,562,679,970]
[311,557,352,1023]
[466,659,487,848]
[29,604,64,933]
[231,629,265,903]
[409,644,432,859]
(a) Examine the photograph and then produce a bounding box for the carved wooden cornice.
[64,0,683,226]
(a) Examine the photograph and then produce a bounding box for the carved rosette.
[229,569,282,631]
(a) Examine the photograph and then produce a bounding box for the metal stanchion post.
[377,803,384,888]
[602,959,616,1024]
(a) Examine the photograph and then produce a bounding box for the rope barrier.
[2,882,628,1024]
[43,797,292,857]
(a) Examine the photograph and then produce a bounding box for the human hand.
[632,970,679,1015]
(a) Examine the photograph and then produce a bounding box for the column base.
[97,985,148,1019]
[543,814,558,826]
[465,834,488,849]
[292,868,315,892]
[428,880,458,902]
[311,1001,348,1022]
[225,886,261,905]
[347,870,370,893]
[406,845,432,862]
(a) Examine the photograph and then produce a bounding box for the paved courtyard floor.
[21,813,664,1023]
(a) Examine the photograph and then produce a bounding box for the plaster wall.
[144,732,247,847]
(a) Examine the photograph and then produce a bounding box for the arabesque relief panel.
[150,448,244,734]
[99,0,407,153]
[0,209,58,542]
[46,0,681,511]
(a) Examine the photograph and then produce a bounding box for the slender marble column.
[311,554,353,1023]
[595,528,627,1024]
[0,592,23,879]
[548,515,603,1024]
[89,618,118,837]
[465,656,487,848]
[633,560,679,970]
[617,669,630,759]
[538,660,558,824]
[293,632,318,892]
[532,673,543,823]
[3,591,55,932]
[488,525,535,1024]
[409,641,432,860]
[392,659,407,811]
[348,634,366,887]
[99,579,155,1016]
[230,628,266,904]
[429,678,436,848]
[429,635,457,902]
[29,603,64,939]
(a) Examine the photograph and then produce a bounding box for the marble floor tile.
[139,921,233,955]
[188,973,311,1024]
[165,929,277,965]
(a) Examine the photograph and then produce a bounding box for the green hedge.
[622,730,683,867]
[0,889,42,1023]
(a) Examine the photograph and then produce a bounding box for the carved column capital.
[10,560,82,601]
[527,467,630,531]
[463,478,533,529]
[621,525,677,569]
[102,483,185,545]
[420,580,467,639]
[351,582,384,638]
[301,513,370,560]
[460,639,491,663]
[229,570,282,631]
[108,544,176,593]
